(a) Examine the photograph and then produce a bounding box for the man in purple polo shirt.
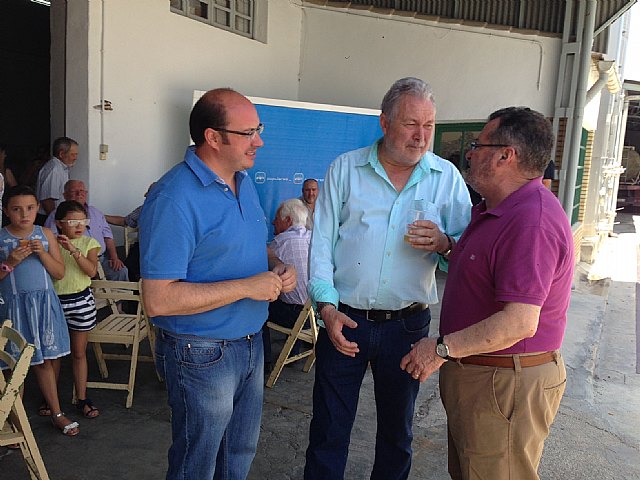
[400,107,573,479]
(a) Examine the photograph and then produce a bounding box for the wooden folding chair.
[265,300,318,388]
[0,320,50,479]
[86,280,154,407]
[124,226,139,257]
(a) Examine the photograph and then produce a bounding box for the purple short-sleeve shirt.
[440,178,574,354]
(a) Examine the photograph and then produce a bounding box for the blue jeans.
[156,328,264,480]
[304,307,431,480]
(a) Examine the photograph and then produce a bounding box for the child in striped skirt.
[54,200,101,419]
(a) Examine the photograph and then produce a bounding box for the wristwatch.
[435,335,451,360]
[0,262,14,273]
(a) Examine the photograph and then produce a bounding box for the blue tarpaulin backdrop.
[248,100,383,239]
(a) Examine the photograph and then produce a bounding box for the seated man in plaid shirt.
[263,198,312,373]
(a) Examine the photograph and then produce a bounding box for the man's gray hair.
[278,198,309,228]
[381,77,436,121]
[64,179,85,193]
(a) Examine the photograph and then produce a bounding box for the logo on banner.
[293,173,304,184]
[255,171,266,184]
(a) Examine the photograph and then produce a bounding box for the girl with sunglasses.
[55,200,101,419]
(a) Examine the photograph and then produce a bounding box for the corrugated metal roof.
[314,0,635,38]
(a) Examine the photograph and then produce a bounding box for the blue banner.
[248,101,383,238]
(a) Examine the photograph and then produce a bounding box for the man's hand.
[400,337,446,382]
[272,263,297,293]
[245,271,283,302]
[320,305,359,357]
[109,257,125,271]
[406,220,448,253]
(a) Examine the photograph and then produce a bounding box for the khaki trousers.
[439,352,566,480]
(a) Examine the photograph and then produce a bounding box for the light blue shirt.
[309,140,472,310]
[36,157,71,215]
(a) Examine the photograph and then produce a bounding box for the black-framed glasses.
[212,123,264,140]
[469,142,510,151]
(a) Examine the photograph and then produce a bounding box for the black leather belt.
[338,302,428,322]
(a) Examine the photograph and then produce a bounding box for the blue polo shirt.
[139,147,269,339]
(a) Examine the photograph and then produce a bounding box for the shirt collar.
[184,146,248,188]
[483,177,543,218]
[53,156,72,171]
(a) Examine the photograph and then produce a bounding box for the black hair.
[189,88,236,146]
[488,107,554,176]
[55,200,87,221]
[4,185,37,207]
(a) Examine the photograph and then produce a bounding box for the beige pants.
[439,352,566,480]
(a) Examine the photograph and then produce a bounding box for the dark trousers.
[304,307,431,480]
[262,299,305,366]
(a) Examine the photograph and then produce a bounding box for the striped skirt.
[58,287,97,332]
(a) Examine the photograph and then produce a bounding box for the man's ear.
[204,128,221,151]
[285,216,293,228]
[379,113,390,136]
[498,146,516,165]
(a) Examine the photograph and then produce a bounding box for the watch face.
[436,343,449,358]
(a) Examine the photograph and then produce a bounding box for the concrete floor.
[2,215,639,479]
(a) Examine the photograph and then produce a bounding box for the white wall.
[61,0,302,219]
[297,6,562,121]
[59,1,567,237]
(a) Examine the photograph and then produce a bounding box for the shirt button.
[382,280,388,284]
[224,187,229,192]
[386,251,391,256]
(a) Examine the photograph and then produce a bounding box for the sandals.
[37,403,51,417]
[51,412,80,436]
[76,398,100,419]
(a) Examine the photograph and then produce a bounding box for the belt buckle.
[385,312,391,320]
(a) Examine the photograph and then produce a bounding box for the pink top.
[440,178,574,354]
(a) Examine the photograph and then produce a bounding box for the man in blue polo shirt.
[139,88,297,480]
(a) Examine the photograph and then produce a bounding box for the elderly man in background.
[263,198,311,373]
[401,107,573,479]
[36,137,78,223]
[304,77,472,480]
[45,180,128,282]
[300,178,318,229]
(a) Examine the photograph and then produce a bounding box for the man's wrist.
[438,234,453,256]
[316,302,336,315]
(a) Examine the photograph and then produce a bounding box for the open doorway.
[0,0,51,188]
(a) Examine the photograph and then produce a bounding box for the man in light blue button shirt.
[304,78,472,480]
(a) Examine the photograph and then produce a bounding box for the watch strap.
[1,262,15,273]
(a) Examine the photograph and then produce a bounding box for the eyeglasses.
[212,123,264,140]
[60,219,90,227]
[469,142,510,151]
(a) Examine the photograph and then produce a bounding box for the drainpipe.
[562,0,598,218]
[585,60,615,105]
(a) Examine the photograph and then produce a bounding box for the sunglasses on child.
[59,219,90,227]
